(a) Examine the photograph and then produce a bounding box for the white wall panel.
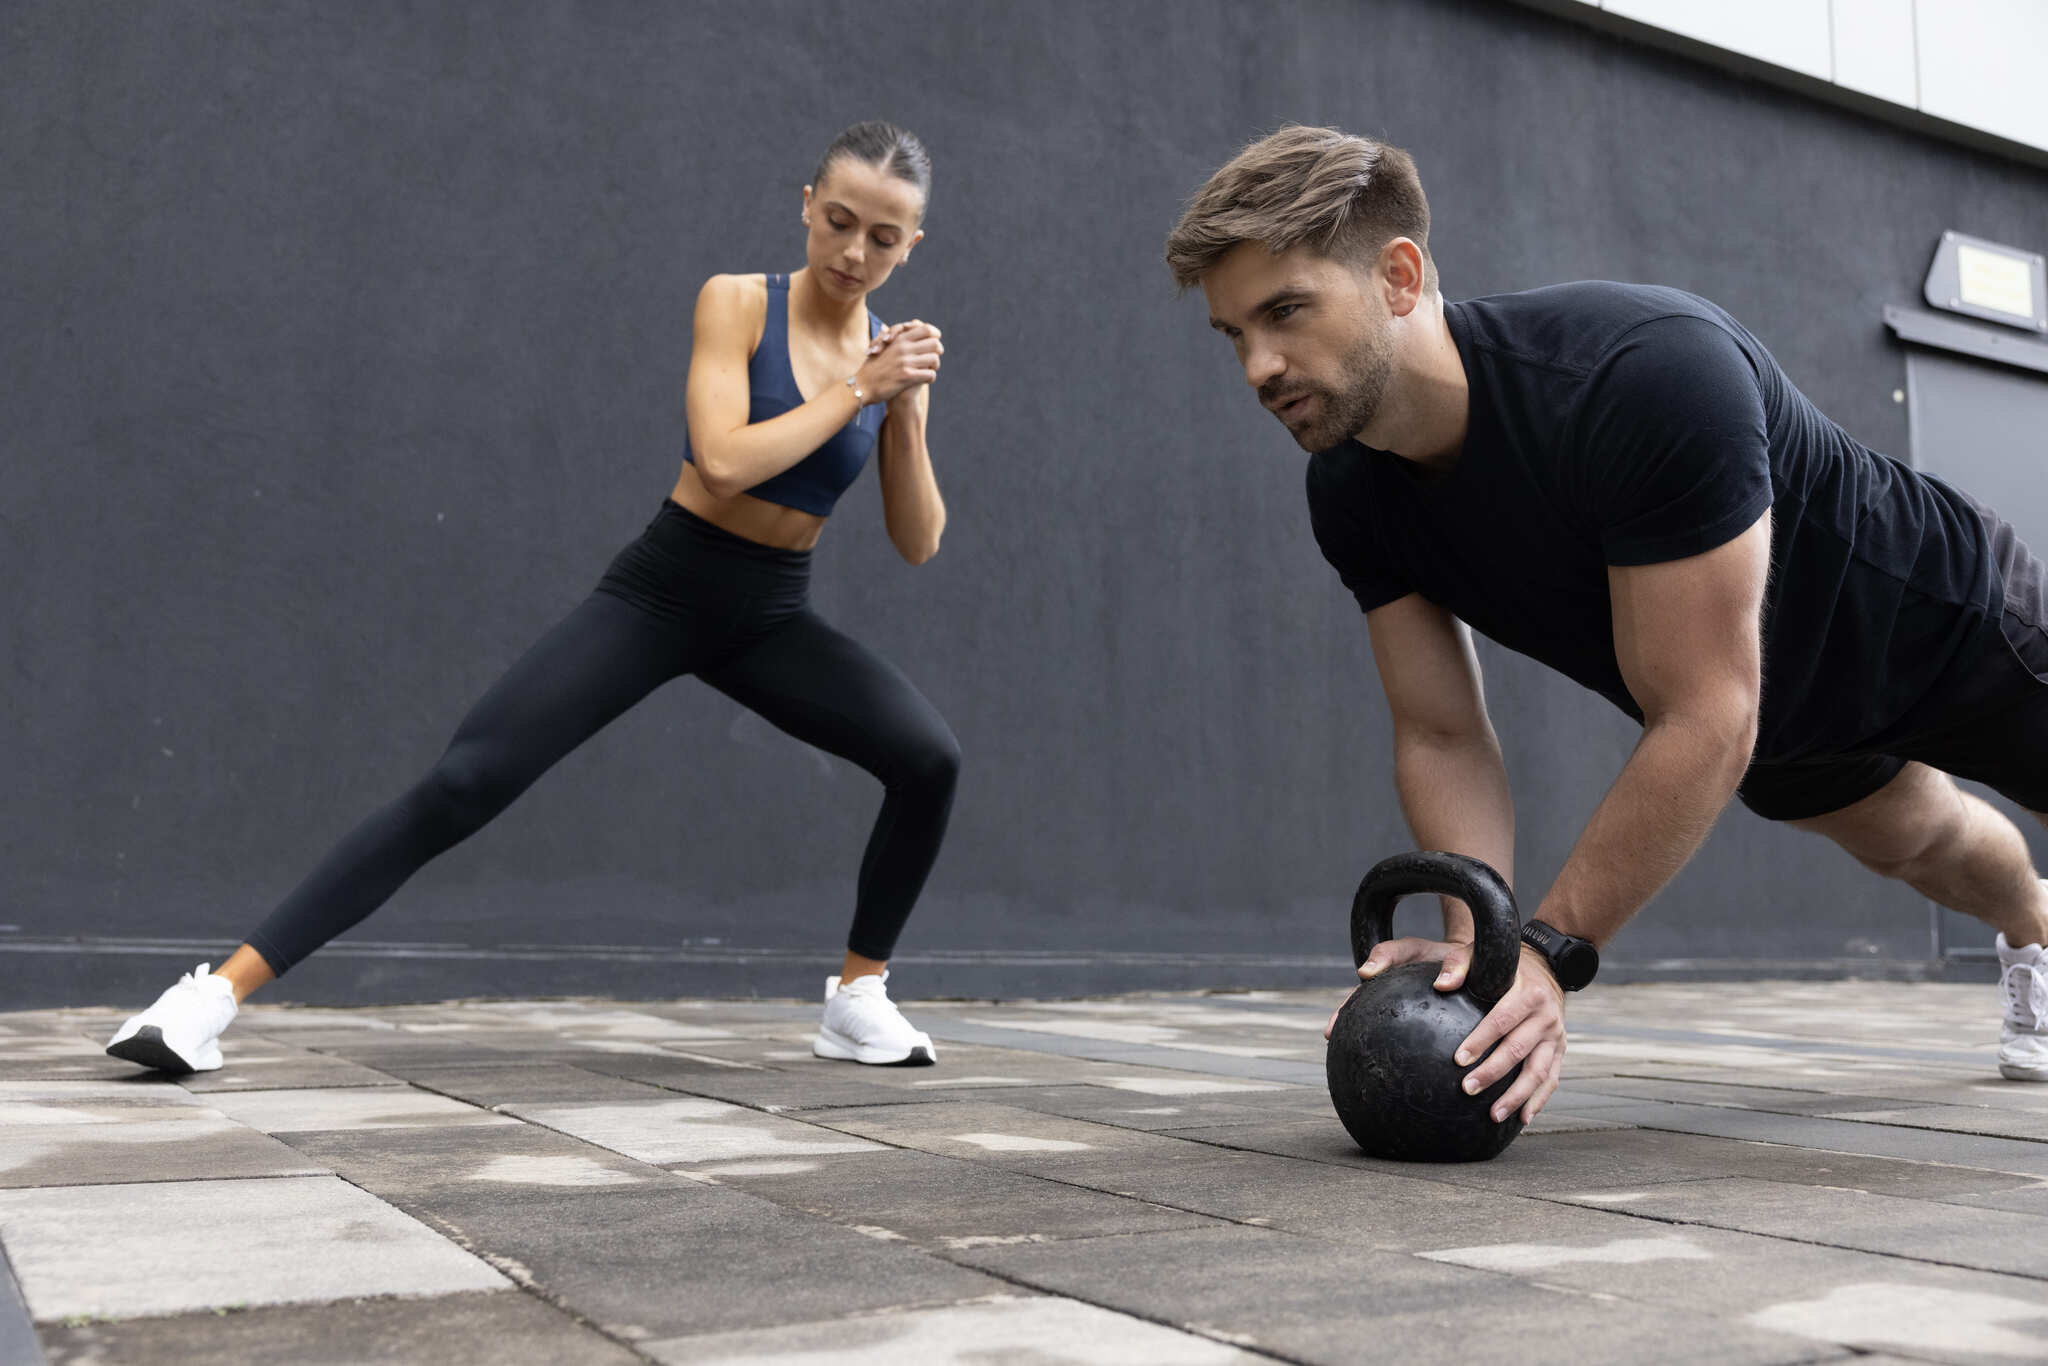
[1831,0,1919,106]
[1916,0,2048,151]
[1602,0,1834,79]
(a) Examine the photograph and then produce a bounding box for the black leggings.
[245,501,959,972]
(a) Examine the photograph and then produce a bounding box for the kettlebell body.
[1326,851,1526,1163]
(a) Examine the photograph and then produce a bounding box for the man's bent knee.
[1791,763,1966,877]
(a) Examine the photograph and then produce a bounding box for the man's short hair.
[1164,125,1436,293]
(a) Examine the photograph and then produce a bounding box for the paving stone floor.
[3,981,2047,1363]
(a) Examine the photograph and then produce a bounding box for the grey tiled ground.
[4,982,2047,1363]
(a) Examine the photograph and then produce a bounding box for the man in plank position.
[1166,125,2048,1123]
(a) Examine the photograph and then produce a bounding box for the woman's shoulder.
[695,272,770,308]
[692,273,771,348]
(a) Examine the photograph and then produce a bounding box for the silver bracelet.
[844,375,867,407]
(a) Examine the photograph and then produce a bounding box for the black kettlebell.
[1325,851,1526,1162]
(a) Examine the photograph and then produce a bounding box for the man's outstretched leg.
[1791,761,2048,1081]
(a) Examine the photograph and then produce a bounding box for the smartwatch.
[1520,919,1599,991]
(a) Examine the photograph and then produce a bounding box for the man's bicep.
[1608,511,1770,724]
[1366,594,1492,741]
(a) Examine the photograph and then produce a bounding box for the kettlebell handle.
[1349,851,1522,1006]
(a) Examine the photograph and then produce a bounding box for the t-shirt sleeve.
[1568,315,1774,566]
[1305,454,1413,613]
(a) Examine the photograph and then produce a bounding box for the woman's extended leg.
[107,590,689,1072]
[243,593,692,975]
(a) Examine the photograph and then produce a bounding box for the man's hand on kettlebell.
[1321,937,1474,1039]
[1451,945,1568,1123]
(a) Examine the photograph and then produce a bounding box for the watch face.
[1524,922,1596,989]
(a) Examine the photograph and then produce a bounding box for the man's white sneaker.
[813,972,936,1066]
[105,962,238,1075]
[1997,932,2048,1082]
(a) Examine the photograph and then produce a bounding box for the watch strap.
[1520,918,1599,991]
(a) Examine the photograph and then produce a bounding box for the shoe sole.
[105,1025,200,1075]
[1999,1060,2048,1082]
[812,1027,936,1067]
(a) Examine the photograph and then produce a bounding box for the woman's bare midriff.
[668,459,830,551]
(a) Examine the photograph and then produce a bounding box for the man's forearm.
[1394,732,1515,939]
[1535,712,1753,946]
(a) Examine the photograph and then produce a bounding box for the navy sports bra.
[682,272,886,516]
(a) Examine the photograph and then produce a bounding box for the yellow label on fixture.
[1957,243,2036,319]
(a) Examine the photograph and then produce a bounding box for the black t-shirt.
[1306,282,2001,762]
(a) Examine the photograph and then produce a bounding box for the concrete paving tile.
[174,1052,406,1093]
[289,1041,527,1069]
[616,1064,950,1113]
[37,1288,643,1365]
[1160,1116,2048,1208]
[1550,1176,2048,1279]
[0,1079,204,1126]
[1152,1115,1377,1163]
[1317,1123,2042,1201]
[386,1183,1009,1340]
[640,1293,1264,1365]
[1803,1103,2048,1141]
[0,1034,114,1063]
[0,1112,328,1188]
[1936,1180,2048,1217]
[231,1008,401,1030]
[1543,1084,1666,1111]
[969,1083,1297,1133]
[0,1078,190,1104]
[527,1053,782,1092]
[1755,1286,2048,1364]
[201,1086,517,1134]
[0,1175,505,1320]
[277,1120,671,1194]
[1019,1144,1666,1250]
[1083,1072,1296,1097]
[915,1021,1327,1085]
[952,1226,1835,1364]
[1585,1072,2048,1138]
[1849,1076,2048,1110]
[429,1005,739,1043]
[1415,1221,2048,1363]
[690,1145,1219,1249]
[1584,1099,2048,1178]
[0,1056,165,1082]
[809,1046,1155,1090]
[800,1102,1197,1176]
[403,1063,677,1107]
[1519,1110,1637,1135]
[507,1098,884,1166]
[1571,1076,1890,1112]
[0,1097,199,1128]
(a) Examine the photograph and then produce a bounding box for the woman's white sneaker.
[1997,932,2048,1082]
[813,972,936,1066]
[104,962,238,1075]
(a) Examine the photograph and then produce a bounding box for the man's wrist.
[1520,920,1599,990]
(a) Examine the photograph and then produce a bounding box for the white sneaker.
[1997,932,2048,1082]
[813,972,936,1066]
[105,963,238,1075]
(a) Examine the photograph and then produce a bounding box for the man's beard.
[1262,323,1393,453]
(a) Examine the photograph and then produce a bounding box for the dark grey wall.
[7,0,2048,1006]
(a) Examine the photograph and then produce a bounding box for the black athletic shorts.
[1738,505,2048,822]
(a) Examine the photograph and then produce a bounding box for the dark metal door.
[1903,346,2048,957]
